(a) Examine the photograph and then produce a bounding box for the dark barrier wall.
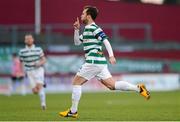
[0,0,180,41]
[0,0,34,24]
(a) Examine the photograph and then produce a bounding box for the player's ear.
[87,14,91,19]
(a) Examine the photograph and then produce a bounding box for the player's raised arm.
[73,17,80,30]
[103,39,116,64]
[73,17,82,45]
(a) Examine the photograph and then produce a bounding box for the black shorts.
[11,76,24,82]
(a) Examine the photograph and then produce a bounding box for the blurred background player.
[59,5,150,118]
[11,53,26,95]
[19,34,47,110]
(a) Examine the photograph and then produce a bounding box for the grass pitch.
[0,91,180,121]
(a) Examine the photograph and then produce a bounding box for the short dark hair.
[84,6,98,20]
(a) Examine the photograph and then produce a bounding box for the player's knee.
[32,88,38,94]
[72,76,86,85]
[72,81,82,85]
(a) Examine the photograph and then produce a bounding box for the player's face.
[25,35,34,46]
[81,9,88,24]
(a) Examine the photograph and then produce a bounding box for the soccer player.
[11,53,26,95]
[59,6,150,118]
[19,34,46,110]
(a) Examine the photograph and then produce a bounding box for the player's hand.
[34,62,41,67]
[73,17,80,30]
[109,56,116,65]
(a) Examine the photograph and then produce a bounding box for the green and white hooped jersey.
[19,45,44,71]
[80,23,108,65]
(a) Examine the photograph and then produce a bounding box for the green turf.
[0,91,180,121]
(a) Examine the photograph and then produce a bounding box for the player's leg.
[36,83,46,110]
[35,67,46,110]
[59,63,98,118]
[31,83,46,110]
[101,77,139,91]
[70,63,100,114]
[10,76,17,95]
[59,75,87,118]
[98,66,150,99]
[71,75,87,112]
[28,68,47,110]
[101,78,150,99]
[27,71,37,93]
[18,76,26,95]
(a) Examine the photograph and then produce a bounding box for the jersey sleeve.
[79,34,83,42]
[93,27,108,42]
